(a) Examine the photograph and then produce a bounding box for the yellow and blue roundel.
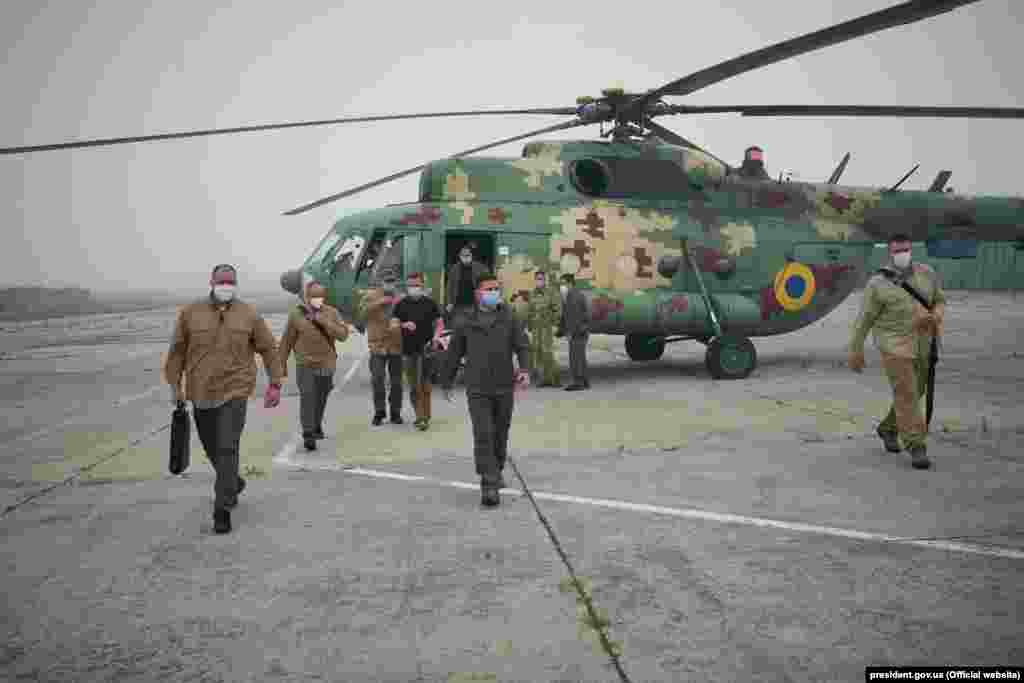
[773,262,816,312]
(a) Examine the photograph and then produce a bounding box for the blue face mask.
[480,291,501,307]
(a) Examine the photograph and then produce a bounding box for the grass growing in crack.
[559,576,624,659]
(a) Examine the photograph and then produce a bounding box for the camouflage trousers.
[878,352,929,450]
[528,325,560,386]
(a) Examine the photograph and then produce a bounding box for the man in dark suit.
[557,273,590,391]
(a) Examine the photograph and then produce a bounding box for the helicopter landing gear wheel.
[624,334,665,361]
[705,334,757,380]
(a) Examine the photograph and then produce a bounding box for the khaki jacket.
[164,296,284,401]
[849,263,947,359]
[362,288,402,355]
[278,303,350,375]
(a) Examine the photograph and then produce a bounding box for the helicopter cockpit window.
[568,158,612,196]
[368,235,404,286]
[332,234,367,273]
[305,230,343,271]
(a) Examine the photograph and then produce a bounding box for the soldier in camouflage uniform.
[848,234,946,470]
[524,270,562,387]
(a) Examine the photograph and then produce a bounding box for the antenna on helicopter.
[886,163,920,192]
[928,170,952,192]
[826,152,851,184]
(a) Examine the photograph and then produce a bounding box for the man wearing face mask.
[446,245,488,330]
[849,234,946,470]
[557,273,591,391]
[164,264,284,534]
[441,272,530,507]
[363,274,404,425]
[278,281,351,451]
[391,272,445,431]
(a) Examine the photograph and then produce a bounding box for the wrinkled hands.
[400,321,416,332]
[431,334,448,352]
[264,384,281,408]
[848,351,865,373]
[514,368,530,389]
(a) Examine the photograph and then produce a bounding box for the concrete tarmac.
[1,292,1022,681]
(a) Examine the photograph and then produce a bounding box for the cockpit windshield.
[368,235,404,286]
[304,229,343,271]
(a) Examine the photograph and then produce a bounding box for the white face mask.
[460,255,472,264]
[212,284,236,302]
[407,287,423,298]
[892,252,911,269]
[309,297,324,309]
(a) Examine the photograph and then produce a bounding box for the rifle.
[880,270,940,428]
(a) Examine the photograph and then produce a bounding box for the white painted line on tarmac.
[270,455,1024,561]
[272,353,367,465]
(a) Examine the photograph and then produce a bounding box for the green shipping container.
[866,243,1024,290]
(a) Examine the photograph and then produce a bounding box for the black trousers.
[193,399,247,511]
[569,333,590,385]
[467,391,515,487]
[369,353,403,417]
[297,367,334,436]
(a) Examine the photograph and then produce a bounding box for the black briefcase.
[169,402,191,475]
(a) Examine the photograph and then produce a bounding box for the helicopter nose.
[280,268,302,295]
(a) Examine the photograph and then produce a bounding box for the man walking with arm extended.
[164,264,284,534]
[278,281,351,451]
[441,272,531,507]
[392,272,446,431]
[848,234,946,470]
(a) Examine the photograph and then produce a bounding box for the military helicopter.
[4,0,1024,379]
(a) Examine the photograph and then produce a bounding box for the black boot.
[303,433,317,451]
[372,413,385,426]
[909,445,932,470]
[313,426,326,440]
[390,413,404,425]
[876,426,901,453]
[213,508,232,534]
[481,486,500,507]
[226,476,245,509]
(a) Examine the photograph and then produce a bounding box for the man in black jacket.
[441,272,530,507]
[557,273,590,391]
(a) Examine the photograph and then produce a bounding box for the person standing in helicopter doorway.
[848,234,946,470]
[446,245,488,330]
[525,270,562,387]
[164,264,284,534]
[278,281,351,451]
[557,273,590,391]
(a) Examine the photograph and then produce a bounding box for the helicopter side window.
[368,235,404,286]
[304,230,343,271]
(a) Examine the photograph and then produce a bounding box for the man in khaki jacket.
[278,281,351,451]
[362,274,404,425]
[848,235,946,470]
[164,264,285,533]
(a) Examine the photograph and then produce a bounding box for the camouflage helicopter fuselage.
[301,139,1024,343]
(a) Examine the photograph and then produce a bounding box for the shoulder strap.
[878,268,933,310]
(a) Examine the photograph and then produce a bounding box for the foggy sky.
[2,0,1022,292]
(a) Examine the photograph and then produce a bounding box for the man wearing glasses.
[441,272,530,507]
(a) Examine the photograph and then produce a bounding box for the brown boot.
[876,426,901,453]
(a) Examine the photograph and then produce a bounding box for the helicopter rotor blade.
[643,120,732,170]
[0,107,579,156]
[282,119,592,216]
[661,104,1024,118]
[626,0,981,118]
